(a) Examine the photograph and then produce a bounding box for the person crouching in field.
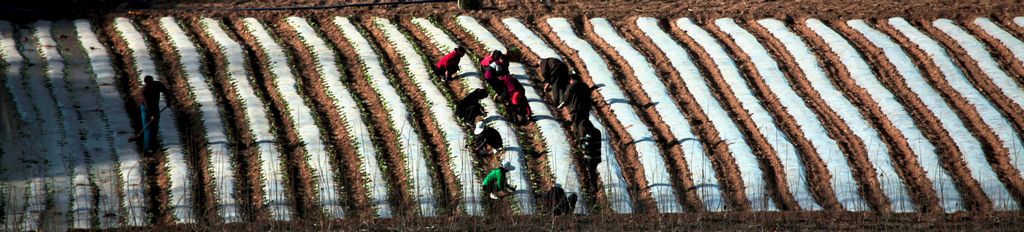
[456,89,488,127]
[472,124,503,156]
[483,162,517,200]
[434,47,466,82]
[544,184,577,215]
[500,74,532,125]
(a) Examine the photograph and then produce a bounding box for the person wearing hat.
[482,162,517,200]
[472,122,502,156]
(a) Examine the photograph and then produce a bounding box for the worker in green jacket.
[483,162,516,199]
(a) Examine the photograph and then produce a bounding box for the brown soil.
[184,16,263,221]
[139,17,234,224]
[668,18,793,211]
[400,16,556,215]
[120,211,1024,231]
[227,16,316,219]
[619,16,748,211]
[743,20,894,212]
[134,0,1024,23]
[749,19,933,211]
[962,19,1024,145]
[478,16,615,212]
[100,17,179,225]
[703,20,846,211]
[580,17,706,211]
[273,17,373,218]
[817,19,991,211]
[913,20,1024,204]
[316,15,418,217]
[358,16,467,216]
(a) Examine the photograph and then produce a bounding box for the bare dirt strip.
[668,18,793,211]
[100,16,177,225]
[581,17,707,211]
[140,17,234,224]
[961,20,1024,144]
[183,17,262,221]
[274,17,373,218]
[619,16,748,211]
[406,16,554,214]
[743,20,892,212]
[806,19,990,211]
[358,16,467,216]
[533,16,673,213]
[317,16,418,217]
[914,20,1024,204]
[228,16,315,219]
[703,20,849,211]
[480,17,616,213]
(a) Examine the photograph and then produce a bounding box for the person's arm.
[160,84,174,107]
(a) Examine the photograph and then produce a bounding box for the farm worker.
[545,184,577,215]
[140,75,173,153]
[480,50,507,73]
[456,89,488,126]
[472,124,503,156]
[562,76,592,123]
[434,46,466,82]
[573,119,602,193]
[540,58,571,104]
[483,162,517,200]
[498,74,531,125]
[483,65,507,99]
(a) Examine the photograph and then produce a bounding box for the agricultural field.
[2,0,1024,230]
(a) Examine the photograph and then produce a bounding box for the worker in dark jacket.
[540,58,570,104]
[545,184,577,215]
[456,89,488,126]
[483,162,517,199]
[140,75,173,152]
[472,124,502,156]
[434,47,466,82]
[574,119,602,193]
[562,76,592,123]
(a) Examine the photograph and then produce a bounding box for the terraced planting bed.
[3,2,1024,229]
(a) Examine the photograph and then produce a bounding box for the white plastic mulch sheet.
[759,19,915,212]
[716,18,868,211]
[334,16,438,217]
[592,17,725,211]
[805,18,966,212]
[886,18,1019,210]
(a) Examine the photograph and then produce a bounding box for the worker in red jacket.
[501,74,531,125]
[434,47,466,82]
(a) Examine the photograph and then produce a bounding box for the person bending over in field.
[480,50,507,73]
[483,162,517,200]
[139,75,173,153]
[472,124,503,156]
[456,89,488,127]
[540,58,571,104]
[574,119,602,193]
[563,76,592,123]
[499,74,532,125]
[544,184,577,215]
[434,46,466,82]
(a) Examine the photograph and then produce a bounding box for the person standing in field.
[483,162,517,200]
[574,119,602,194]
[434,47,466,82]
[140,75,173,153]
